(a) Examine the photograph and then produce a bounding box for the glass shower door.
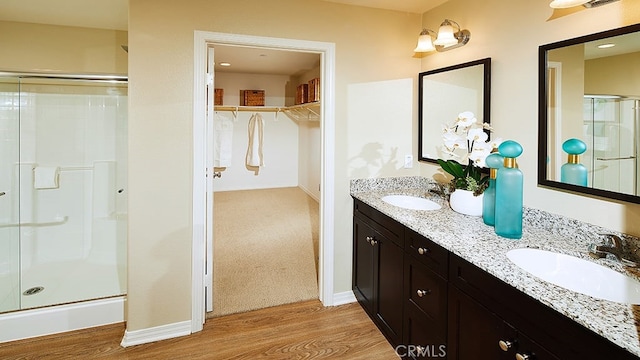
[584,96,637,196]
[0,77,21,313]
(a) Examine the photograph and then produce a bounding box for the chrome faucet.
[588,233,639,267]
[427,182,449,197]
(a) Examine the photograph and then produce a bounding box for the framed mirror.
[418,58,491,163]
[538,23,640,204]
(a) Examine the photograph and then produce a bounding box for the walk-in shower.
[0,73,127,341]
[583,95,640,196]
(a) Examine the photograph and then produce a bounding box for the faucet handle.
[599,233,624,248]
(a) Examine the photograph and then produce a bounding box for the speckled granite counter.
[350,176,640,358]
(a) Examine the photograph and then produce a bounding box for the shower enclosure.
[0,74,127,321]
[582,95,640,196]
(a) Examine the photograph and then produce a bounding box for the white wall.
[213,72,299,191]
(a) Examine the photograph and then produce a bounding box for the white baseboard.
[120,320,192,347]
[0,296,125,343]
[332,291,357,306]
[298,184,320,203]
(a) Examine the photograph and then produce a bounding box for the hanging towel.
[33,166,60,189]
[246,113,265,167]
[214,113,234,167]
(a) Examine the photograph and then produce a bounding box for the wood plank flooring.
[0,300,400,359]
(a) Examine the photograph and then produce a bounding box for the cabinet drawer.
[405,255,447,337]
[354,199,403,247]
[405,228,448,277]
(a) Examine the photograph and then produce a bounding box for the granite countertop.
[350,176,640,358]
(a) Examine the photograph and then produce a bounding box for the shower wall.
[0,77,127,313]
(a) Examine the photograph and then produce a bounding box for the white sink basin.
[507,248,640,304]
[381,195,441,211]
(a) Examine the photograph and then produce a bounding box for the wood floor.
[0,300,400,359]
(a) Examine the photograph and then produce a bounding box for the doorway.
[192,31,336,331]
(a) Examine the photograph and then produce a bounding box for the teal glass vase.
[495,140,523,239]
[483,153,504,226]
[560,138,588,187]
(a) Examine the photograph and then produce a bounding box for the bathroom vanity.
[351,177,640,359]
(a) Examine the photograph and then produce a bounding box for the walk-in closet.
[208,45,322,317]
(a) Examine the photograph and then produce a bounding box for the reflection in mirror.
[418,58,491,163]
[538,23,640,204]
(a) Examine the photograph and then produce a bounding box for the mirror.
[418,58,491,163]
[538,23,640,204]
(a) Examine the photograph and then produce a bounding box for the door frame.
[192,30,336,331]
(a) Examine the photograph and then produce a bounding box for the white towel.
[34,166,60,189]
[246,113,264,167]
[214,113,234,167]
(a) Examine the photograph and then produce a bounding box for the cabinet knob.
[498,340,513,352]
[416,289,431,297]
[370,239,378,246]
[366,236,373,244]
[417,247,429,255]
[515,353,530,360]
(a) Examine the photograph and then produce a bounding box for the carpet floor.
[208,187,319,317]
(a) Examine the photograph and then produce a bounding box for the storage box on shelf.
[240,90,265,106]
[214,88,224,105]
[308,77,320,102]
[296,84,308,105]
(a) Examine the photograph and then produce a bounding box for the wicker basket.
[308,78,320,102]
[295,84,308,105]
[214,88,224,105]
[240,90,265,106]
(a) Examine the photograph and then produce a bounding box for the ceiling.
[0,0,128,31]
[324,0,448,14]
[0,0,447,76]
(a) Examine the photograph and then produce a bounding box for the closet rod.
[214,106,283,113]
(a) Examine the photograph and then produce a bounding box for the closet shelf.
[214,102,320,122]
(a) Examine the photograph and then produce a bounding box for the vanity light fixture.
[550,0,619,8]
[549,0,589,8]
[414,19,471,53]
[413,29,437,52]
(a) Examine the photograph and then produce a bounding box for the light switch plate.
[404,154,413,169]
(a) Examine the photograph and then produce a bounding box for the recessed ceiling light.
[219,62,231,67]
[597,43,615,49]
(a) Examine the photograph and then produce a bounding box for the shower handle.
[0,191,5,196]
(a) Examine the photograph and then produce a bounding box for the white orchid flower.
[443,132,465,150]
[469,146,492,167]
[467,127,488,141]
[456,111,477,128]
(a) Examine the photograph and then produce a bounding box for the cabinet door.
[375,232,404,346]
[448,286,512,360]
[404,303,447,359]
[353,216,375,315]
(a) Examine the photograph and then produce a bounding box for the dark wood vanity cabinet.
[352,199,639,360]
[353,200,405,347]
[449,253,639,360]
